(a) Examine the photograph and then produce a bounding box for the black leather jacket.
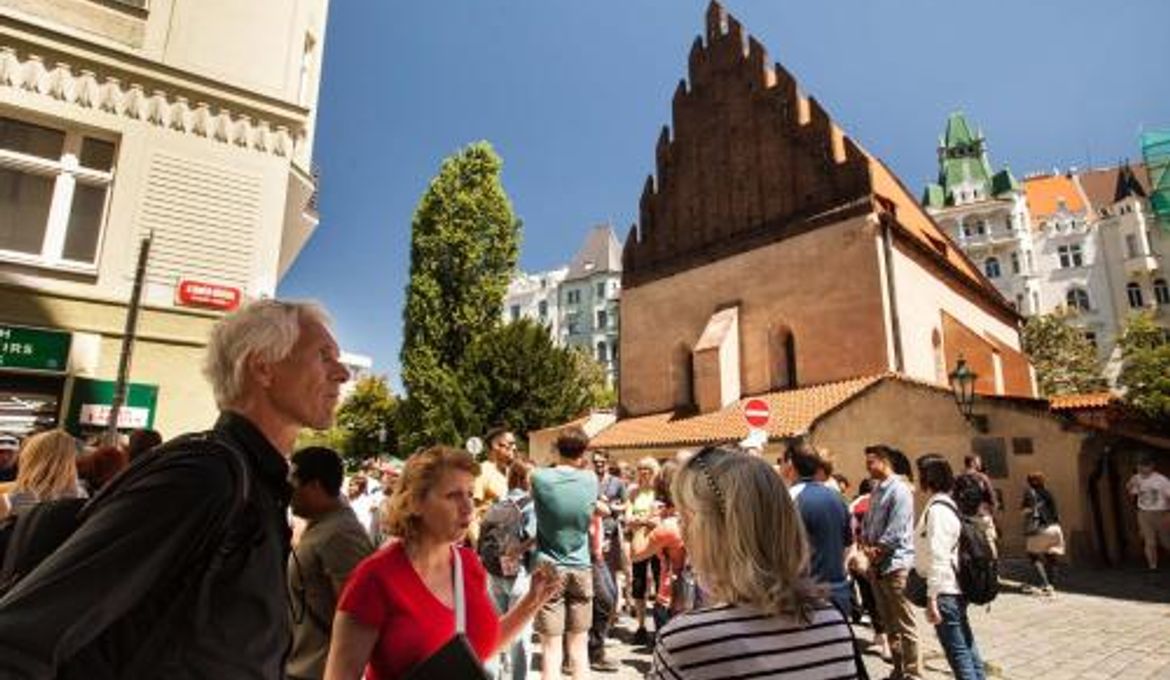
[0,412,293,679]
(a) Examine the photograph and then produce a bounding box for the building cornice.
[0,14,307,157]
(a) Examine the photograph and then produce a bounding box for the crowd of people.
[0,298,1167,680]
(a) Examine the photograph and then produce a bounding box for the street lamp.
[948,355,977,421]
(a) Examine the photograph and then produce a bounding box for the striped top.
[649,602,859,680]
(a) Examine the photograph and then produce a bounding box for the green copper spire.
[923,111,1016,208]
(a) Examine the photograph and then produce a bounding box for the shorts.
[1026,524,1065,556]
[1137,509,1170,548]
[535,567,593,636]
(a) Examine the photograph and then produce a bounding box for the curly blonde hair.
[385,446,480,543]
[14,429,80,501]
[672,446,824,621]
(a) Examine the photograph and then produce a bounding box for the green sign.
[64,378,159,434]
[0,324,71,373]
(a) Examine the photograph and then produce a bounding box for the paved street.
[533,561,1170,679]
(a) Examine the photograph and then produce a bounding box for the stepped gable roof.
[565,224,622,281]
[622,2,1001,311]
[1076,163,1151,211]
[1024,173,1086,219]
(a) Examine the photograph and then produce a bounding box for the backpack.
[0,431,251,676]
[477,496,532,578]
[931,500,999,606]
[951,473,987,517]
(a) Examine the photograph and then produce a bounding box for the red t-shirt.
[337,542,500,679]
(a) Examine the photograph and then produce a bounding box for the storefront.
[0,323,71,436]
[63,378,159,441]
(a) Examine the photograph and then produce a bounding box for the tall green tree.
[1021,311,1106,396]
[400,142,521,447]
[458,319,610,439]
[1117,312,1170,423]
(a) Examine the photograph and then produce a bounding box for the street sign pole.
[106,231,152,443]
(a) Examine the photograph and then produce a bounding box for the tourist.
[531,428,599,680]
[649,447,861,678]
[1126,453,1170,571]
[955,455,999,557]
[1022,472,1064,594]
[0,433,19,484]
[626,456,661,644]
[860,444,921,679]
[0,429,84,519]
[849,477,889,658]
[482,459,537,679]
[914,454,985,680]
[287,447,374,680]
[783,439,853,614]
[325,446,557,678]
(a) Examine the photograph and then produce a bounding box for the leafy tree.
[400,142,521,447]
[1117,312,1170,423]
[457,319,611,441]
[335,375,400,464]
[1021,311,1106,396]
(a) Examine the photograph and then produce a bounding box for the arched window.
[1066,288,1090,312]
[1127,282,1145,309]
[984,257,1001,279]
[768,323,797,390]
[1155,279,1170,306]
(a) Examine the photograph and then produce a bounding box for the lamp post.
[948,355,977,421]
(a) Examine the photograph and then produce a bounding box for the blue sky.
[278,0,1170,387]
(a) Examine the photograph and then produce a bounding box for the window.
[565,289,580,304]
[566,315,579,335]
[538,300,548,319]
[509,304,520,322]
[1127,282,1144,309]
[1126,234,1139,259]
[597,310,607,329]
[596,342,607,363]
[1025,250,1034,272]
[1065,288,1090,312]
[1155,279,1170,306]
[960,223,971,238]
[596,281,606,298]
[1015,294,1024,311]
[984,257,1001,279]
[975,220,986,235]
[1084,332,1097,350]
[1057,244,1083,268]
[0,117,115,268]
[1031,290,1040,311]
[1010,252,1020,275]
[1012,437,1034,455]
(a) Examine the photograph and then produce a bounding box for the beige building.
[0,0,329,438]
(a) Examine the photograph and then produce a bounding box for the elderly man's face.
[265,320,349,430]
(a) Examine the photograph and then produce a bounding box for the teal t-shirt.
[532,466,599,569]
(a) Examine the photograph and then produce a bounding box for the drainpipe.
[880,214,905,373]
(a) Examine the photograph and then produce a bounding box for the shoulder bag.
[402,548,490,680]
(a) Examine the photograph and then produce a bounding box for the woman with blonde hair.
[626,455,661,644]
[649,446,862,679]
[0,429,83,520]
[325,446,558,679]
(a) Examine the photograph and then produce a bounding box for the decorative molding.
[0,45,302,157]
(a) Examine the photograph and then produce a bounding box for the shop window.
[0,116,116,269]
[1012,437,1034,455]
[971,437,1008,479]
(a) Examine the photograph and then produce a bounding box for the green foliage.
[400,142,521,448]
[1021,311,1106,396]
[458,319,610,439]
[1117,312,1170,422]
[335,375,400,463]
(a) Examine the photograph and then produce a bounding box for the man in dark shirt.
[0,299,350,679]
[783,440,853,614]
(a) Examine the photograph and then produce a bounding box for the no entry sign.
[743,399,770,428]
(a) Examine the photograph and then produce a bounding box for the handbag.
[402,548,490,680]
[904,568,929,608]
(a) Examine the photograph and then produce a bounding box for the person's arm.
[876,485,913,555]
[0,493,10,521]
[631,526,667,563]
[495,563,559,652]
[0,455,235,679]
[323,612,378,680]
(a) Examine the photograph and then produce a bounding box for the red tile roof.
[1024,174,1086,219]
[1048,393,1114,411]
[589,375,885,450]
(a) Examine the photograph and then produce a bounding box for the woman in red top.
[325,446,558,679]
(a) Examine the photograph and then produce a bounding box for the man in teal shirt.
[532,428,599,679]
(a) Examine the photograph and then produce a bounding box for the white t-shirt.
[1128,472,1170,512]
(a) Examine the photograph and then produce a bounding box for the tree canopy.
[1117,312,1170,423]
[1021,311,1106,396]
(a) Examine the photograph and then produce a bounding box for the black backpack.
[0,431,251,676]
[932,501,999,606]
[477,496,532,578]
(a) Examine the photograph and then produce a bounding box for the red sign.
[743,398,770,428]
[177,280,241,311]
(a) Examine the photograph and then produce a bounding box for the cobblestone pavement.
[528,561,1170,679]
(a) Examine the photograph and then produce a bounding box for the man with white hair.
[0,299,349,679]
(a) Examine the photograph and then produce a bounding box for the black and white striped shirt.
[648,602,860,679]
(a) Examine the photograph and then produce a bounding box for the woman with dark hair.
[1021,471,1064,595]
[914,454,985,680]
